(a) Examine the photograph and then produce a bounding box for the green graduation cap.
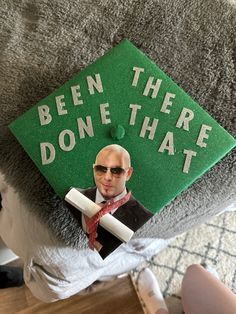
[9,39,236,216]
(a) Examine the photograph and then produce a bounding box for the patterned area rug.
[130,209,236,314]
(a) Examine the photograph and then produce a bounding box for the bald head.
[95,144,131,168]
[93,144,133,199]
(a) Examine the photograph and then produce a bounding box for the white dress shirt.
[81,188,127,232]
[95,188,127,214]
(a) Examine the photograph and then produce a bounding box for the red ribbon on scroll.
[84,191,132,250]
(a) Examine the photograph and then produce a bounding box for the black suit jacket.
[69,187,153,259]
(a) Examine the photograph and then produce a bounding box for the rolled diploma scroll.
[65,188,134,243]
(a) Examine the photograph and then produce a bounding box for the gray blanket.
[0,0,235,246]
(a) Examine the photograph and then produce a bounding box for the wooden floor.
[0,260,143,314]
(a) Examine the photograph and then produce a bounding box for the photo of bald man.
[69,144,153,259]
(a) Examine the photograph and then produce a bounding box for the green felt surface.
[9,40,236,213]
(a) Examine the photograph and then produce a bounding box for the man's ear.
[126,167,133,181]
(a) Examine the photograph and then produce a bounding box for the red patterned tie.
[84,191,131,250]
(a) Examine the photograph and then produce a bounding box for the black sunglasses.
[93,165,127,177]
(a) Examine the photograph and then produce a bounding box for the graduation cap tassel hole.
[110,125,125,140]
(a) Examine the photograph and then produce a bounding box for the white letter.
[143,77,162,98]
[87,73,103,95]
[129,104,142,125]
[59,130,76,151]
[176,108,194,131]
[56,95,67,115]
[100,103,111,124]
[140,117,159,140]
[40,142,55,165]
[183,149,197,173]
[71,85,83,106]
[132,67,145,87]
[196,124,212,148]
[160,92,176,114]
[158,132,174,155]
[38,105,52,126]
[77,116,94,139]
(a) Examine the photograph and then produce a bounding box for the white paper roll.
[65,188,134,243]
